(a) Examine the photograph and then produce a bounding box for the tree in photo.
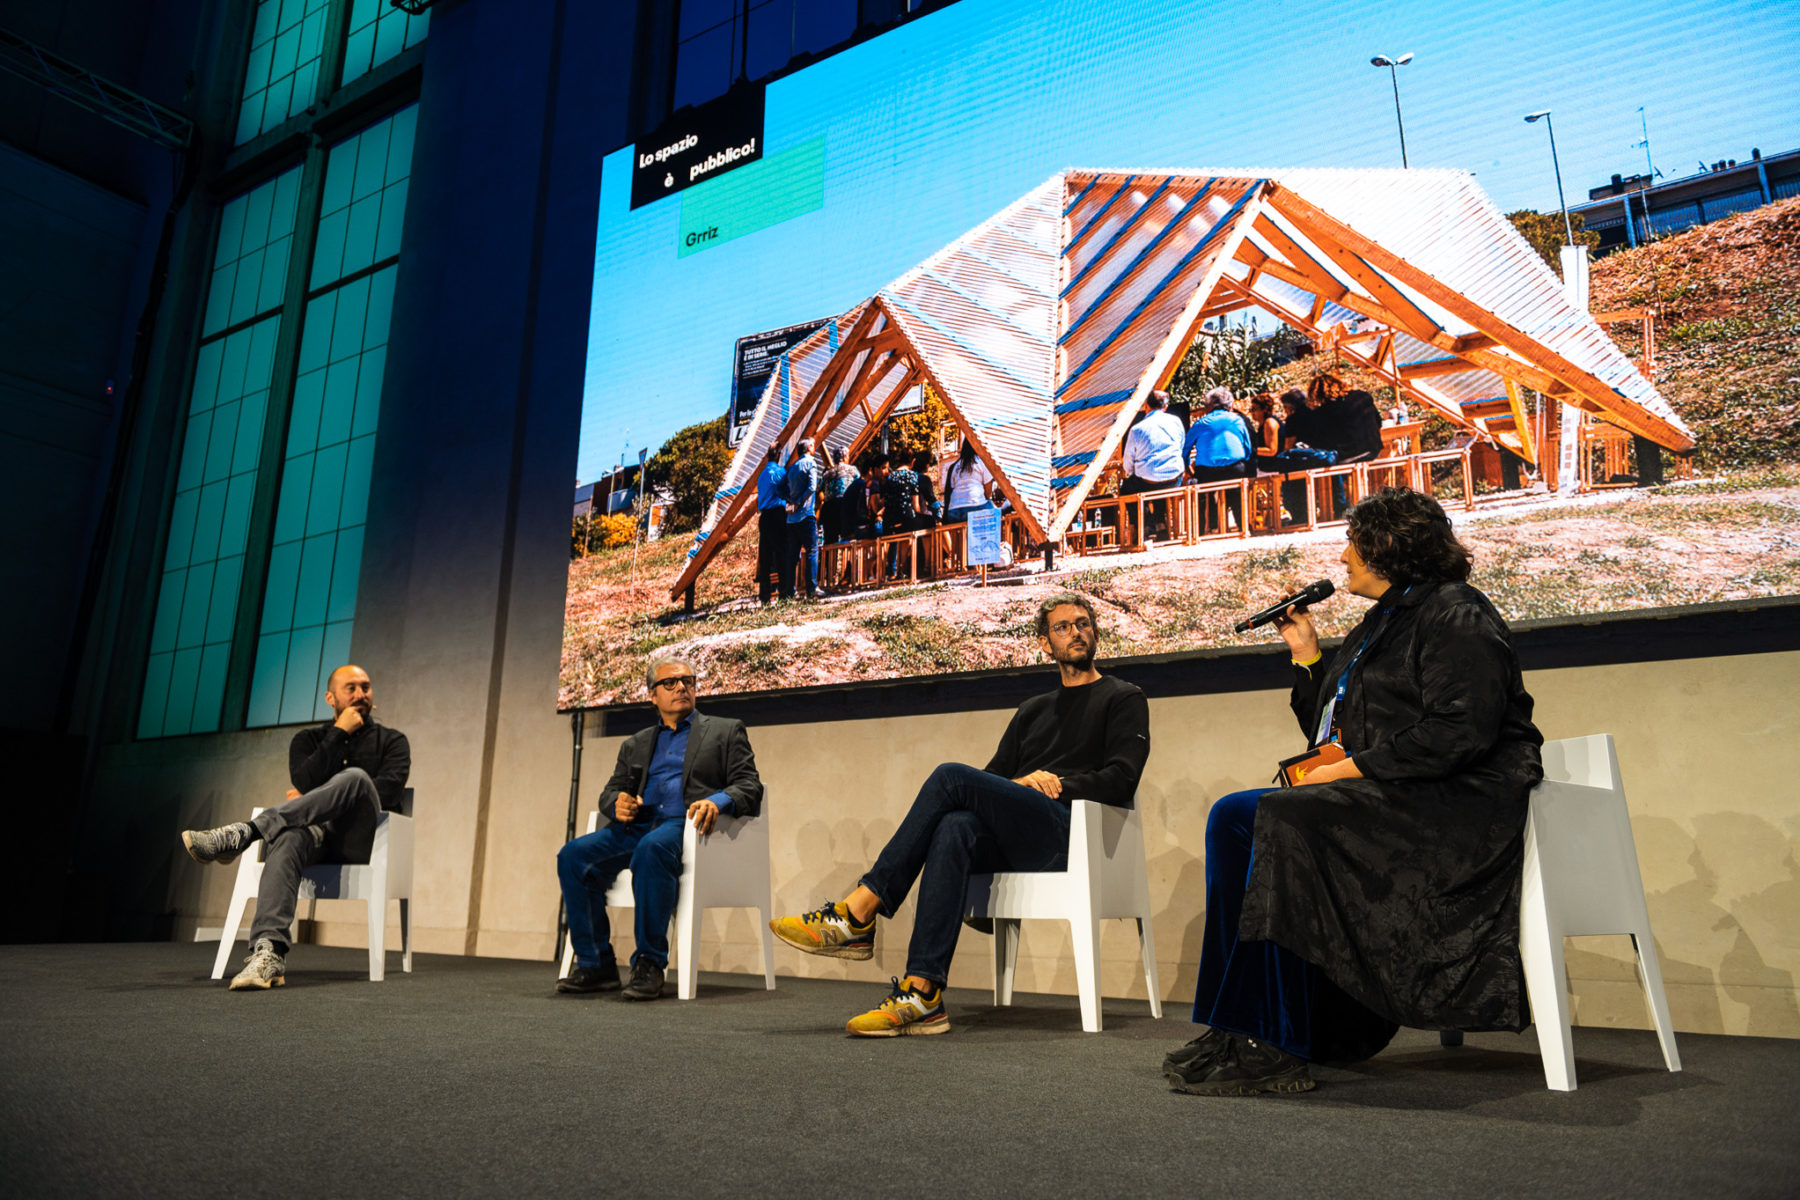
[1506,209,1601,273]
[644,415,731,534]
[1169,318,1309,406]
[883,383,952,460]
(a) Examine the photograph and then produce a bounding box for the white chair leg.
[212,866,257,980]
[399,897,412,974]
[676,908,699,1001]
[1071,916,1103,1034]
[1137,917,1163,1019]
[994,919,1020,1007]
[366,887,387,983]
[757,904,776,990]
[1521,911,1574,1091]
[1631,931,1682,1072]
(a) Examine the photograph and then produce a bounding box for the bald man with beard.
[180,665,411,990]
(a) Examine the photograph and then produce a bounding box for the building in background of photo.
[1573,146,1800,253]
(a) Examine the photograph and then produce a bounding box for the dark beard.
[1054,642,1095,671]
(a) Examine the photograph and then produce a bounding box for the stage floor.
[2,942,1795,1198]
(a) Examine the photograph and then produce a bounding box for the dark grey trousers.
[249,767,381,952]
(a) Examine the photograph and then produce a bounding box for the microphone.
[1234,579,1335,633]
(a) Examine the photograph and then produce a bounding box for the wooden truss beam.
[1265,185,1692,451]
[1398,356,1476,380]
[817,350,903,445]
[667,307,879,599]
[840,364,921,464]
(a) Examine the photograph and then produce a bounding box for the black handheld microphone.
[1233,579,1335,633]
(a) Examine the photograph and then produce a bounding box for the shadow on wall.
[1568,812,1799,1036]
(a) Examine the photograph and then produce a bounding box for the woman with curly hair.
[1164,487,1544,1096]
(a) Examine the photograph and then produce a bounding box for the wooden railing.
[1059,447,1476,555]
[819,513,1027,591]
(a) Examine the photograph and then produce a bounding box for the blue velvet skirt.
[1191,788,1399,1063]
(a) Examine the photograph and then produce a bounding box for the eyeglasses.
[651,675,696,692]
[1048,618,1094,637]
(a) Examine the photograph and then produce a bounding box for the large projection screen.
[564,0,1800,709]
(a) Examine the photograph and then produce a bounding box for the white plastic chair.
[211,790,414,982]
[557,807,777,999]
[963,798,1163,1033]
[1521,733,1680,1091]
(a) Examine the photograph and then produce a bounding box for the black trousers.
[1122,473,1180,540]
[248,767,382,953]
[756,507,786,601]
[860,764,1072,985]
[1190,462,1247,529]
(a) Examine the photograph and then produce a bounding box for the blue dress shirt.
[783,455,821,523]
[641,714,733,821]
[756,462,787,510]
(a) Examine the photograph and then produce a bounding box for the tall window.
[246,107,417,727]
[139,170,302,738]
[673,0,863,110]
[138,0,426,739]
[236,0,334,145]
[342,0,431,85]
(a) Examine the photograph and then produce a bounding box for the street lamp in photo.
[1370,52,1414,168]
[1524,109,1575,247]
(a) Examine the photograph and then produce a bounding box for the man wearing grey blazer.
[555,655,764,1000]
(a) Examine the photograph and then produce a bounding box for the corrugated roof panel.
[887,274,1052,395]
[1061,183,1248,387]
[1065,179,1213,323]
[1266,168,1687,437]
[880,297,1055,523]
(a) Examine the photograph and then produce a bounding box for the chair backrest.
[1538,734,1620,793]
[1526,732,1646,935]
[1074,799,1147,914]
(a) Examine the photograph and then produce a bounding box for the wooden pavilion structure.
[669,168,1691,599]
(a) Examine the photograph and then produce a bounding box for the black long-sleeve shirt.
[983,675,1150,808]
[289,719,412,811]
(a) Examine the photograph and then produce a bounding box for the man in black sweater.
[180,665,411,990]
[770,594,1150,1035]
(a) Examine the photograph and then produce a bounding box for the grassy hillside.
[1592,195,1800,468]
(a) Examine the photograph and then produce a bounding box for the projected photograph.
[563,0,1800,708]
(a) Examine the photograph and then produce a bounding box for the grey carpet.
[1,943,1795,1198]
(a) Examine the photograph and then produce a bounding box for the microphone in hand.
[1234,579,1335,633]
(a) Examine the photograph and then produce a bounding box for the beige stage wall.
[164,649,1800,1039]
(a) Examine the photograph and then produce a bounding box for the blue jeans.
[945,503,989,524]
[783,516,819,597]
[1191,789,1397,1062]
[861,763,1073,986]
[557,817,685,969]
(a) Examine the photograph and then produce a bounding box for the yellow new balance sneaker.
[769,900,875,960]
[846,978,949,1037]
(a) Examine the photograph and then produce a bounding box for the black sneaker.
[556,964,621,994]
[182,822,255,865]
[620,959,665,1001]
[1168,1033,1316,1096]
[1162,1026,1231,1074]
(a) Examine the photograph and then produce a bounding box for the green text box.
[678,137,825,258]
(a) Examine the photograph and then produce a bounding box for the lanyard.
[1313,588,1409,747]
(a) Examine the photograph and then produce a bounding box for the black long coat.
[1240,580,1543,1032]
